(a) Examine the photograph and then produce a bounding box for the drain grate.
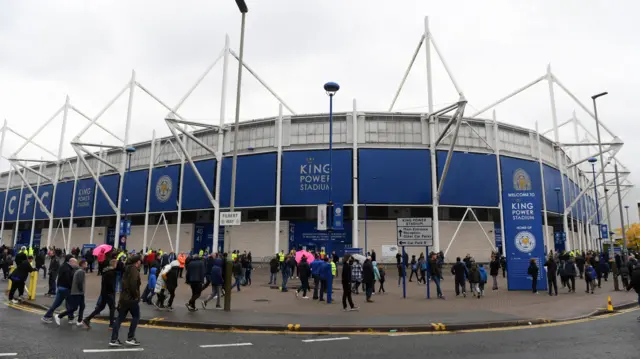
[253,299,270,302]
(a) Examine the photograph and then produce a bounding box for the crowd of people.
[2,242,640,347]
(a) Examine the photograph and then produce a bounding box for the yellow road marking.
[6,301,638,336]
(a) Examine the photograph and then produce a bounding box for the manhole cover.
[253,299,270,302]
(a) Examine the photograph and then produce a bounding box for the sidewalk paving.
[3,266,637,331]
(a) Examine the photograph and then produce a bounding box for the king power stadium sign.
[299,158,330,192]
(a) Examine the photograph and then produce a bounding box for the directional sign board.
[220,211,241,226]
[396,217,433,247]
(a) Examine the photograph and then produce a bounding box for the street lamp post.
[624,205,630,231]
[225,0,248,312]
[588,157,602,252]
[591,92,612,256]
[323,81,339,305]
[554,187,562,250]
[614,163,627,262]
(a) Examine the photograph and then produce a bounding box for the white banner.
[382,245,399,257]
[317,204,327,231]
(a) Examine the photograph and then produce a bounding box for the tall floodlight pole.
[591,92,612,259]
[614,163,627,263]
[225,0,248,313]
[588,158,602,251]
[323,81,339,305]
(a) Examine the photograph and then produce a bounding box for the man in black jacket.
[451,257,468,297]
[83,259,117,329]
[8,256,35,302]
[362,258,374,303]
[110,255,142,347]
[46,253,60,296]
[340,256,358,311]
[545,256,558,296]
[42,258,77,323]
[625,264,640,320]
[296,256,311,299]
[185,254,205,311]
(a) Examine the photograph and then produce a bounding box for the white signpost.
[396,217,433,247]
[220,211,241,226]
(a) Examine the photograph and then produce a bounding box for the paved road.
[1,298,638,358]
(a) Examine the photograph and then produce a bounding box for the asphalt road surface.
[0,300,638,358]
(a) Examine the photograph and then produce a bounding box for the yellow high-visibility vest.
[330,261,336,276]
[278,253,285,262]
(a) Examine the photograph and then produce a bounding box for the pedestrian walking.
[185,254,205,312]
[46,252,60,297]
[311,256,322,299]
[55,259,87,327]
[545,256,558,296]
[478,264,487,297]
[585,263,596,294]
[451,257,467,297]
[110,256,142,347]
[269,254,279,285]
[362,257,374,303]
[232,257,243,292]
[625,263,640,321]
[378,265,386,293]
[469,262,481,298]
[8,255,36,303]
[528,258,539,294]
[429,253,445,299]
[41,257,77,323]
[141,267,157,304]
[83,259,117,329]
[490,255,500,290]
[296,256,311,299]
[565,257,578,293]
[202,256,224,310]
[351,259,362,294]
[341,255,358,311]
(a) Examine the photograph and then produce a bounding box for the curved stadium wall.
[0,112,597,262]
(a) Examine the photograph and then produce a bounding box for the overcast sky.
[0,0,638,228]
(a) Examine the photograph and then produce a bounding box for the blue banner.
[183,159,216,210]
[4,189,22,221]
[122,169,149,214]
[554,232,566,252]
[281,150,352,205]
[601,224,609,239]
[0,192,4,219]
[193,223,225,253]
[358,149,431,204]
[120,219,132,237]
[500,156,546,291]
[106,227,116,246]
[73,178,95,217]
[15,230,41,248]
[542,164,563,214]
[95,175,120,216]
[333,203,344,230]
[149,165,179,212]
[53,181,73,218]
[19,189,37,220]
[288,221,352,257]
[494,223,503,254]
[220,153,277,207]
[35,184,53,220]
[437,151,499,207]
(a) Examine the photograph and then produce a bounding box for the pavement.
[2,265,638,332]
[1,296,639,358]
